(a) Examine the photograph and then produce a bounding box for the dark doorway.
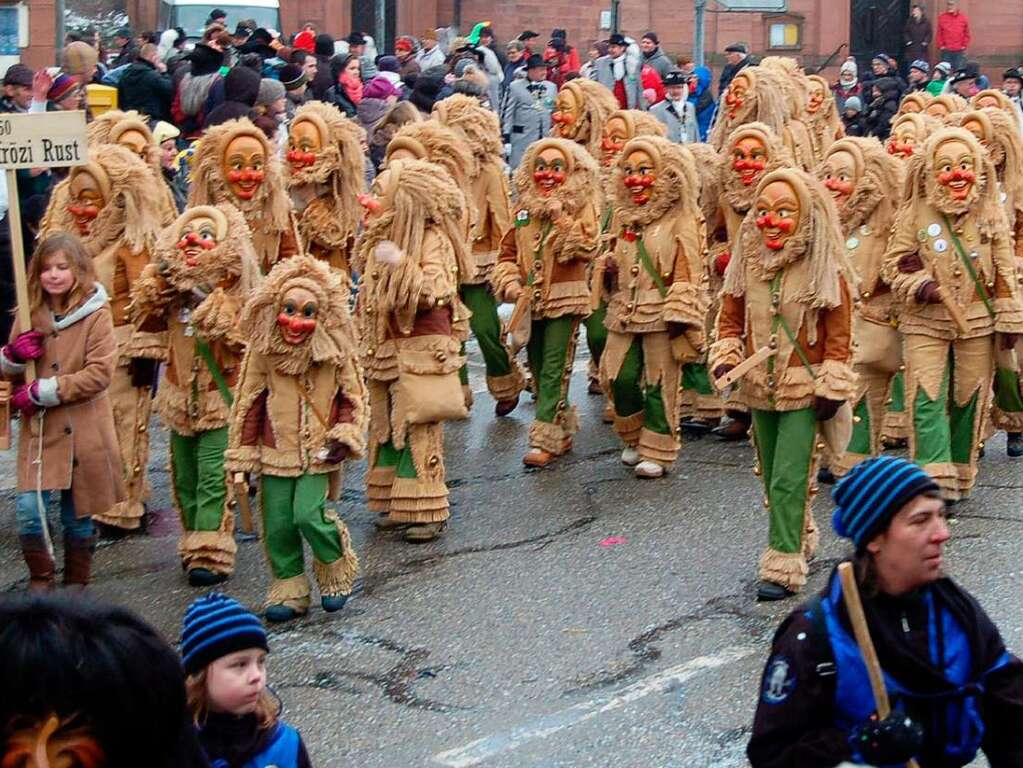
[351,0,397,53]
[849,0,909,71]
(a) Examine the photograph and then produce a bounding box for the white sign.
[716,0,787,10]
[0,110,88,170]
[599,10,612,29]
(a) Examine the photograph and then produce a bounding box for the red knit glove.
[11,381,39,417]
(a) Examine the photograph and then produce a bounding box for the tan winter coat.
[3,286,125,517]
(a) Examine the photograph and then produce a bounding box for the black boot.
[1008,433,1023,458]
[756,580,795,601]
[19,534,55,592]
[817,466,837,485]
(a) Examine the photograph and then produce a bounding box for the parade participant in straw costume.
[710,65,790,155]
[284,102,366,280]
[805,73,845,163]
[129,204,260,585]
[491,138,601,467]
[881,126,1023,501]
[886,112,941,162]
[187,117,297,273]
[711,168,856,599]
[754,57,817,170]
[924,93,968,122]
[226,254,365,620]
[898,91,933,116]
[39,144,164,534]
[357,158,471,542]
[600,136,708,478]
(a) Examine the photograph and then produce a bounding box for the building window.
[765,13,804,51]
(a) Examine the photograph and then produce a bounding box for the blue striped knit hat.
[180,593,268,675]
[832,456,940,549]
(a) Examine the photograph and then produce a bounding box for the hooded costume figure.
[881,127,1023,500]
[817,137,903,477]
[885,112,941,164]
[187,117,297,273]
[356,159,472,543]
[758,57,818,171]
[969,88,1023,133]
[226,254,365,620]
[599,137,708,477]
[710,66,792,159]
[589,109,667,401]
[39,144,165,533]
[433,94,527,415]
[129,204,260,585]
[924,93,968,123]
[284,102,366,280]
[491,138,601,467]
[711,168,856,599]
[956,109,1023,452]
[805,74,845,164]
[898,91,934,116]
[550,78,620,163]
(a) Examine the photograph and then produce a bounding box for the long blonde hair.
[185,668,279,731]
[27,233,96,314]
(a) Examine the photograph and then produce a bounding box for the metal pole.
[375,0,385,51]
[611,0,620,33]
[55,0,67,63]
[452,0,462,32]
[694,0,707,67]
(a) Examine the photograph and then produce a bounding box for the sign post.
[0,110,88,449]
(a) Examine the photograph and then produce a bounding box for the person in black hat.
[748,455,1023,768]
[718,42,752,99]
[594,33,643,109]
[205,8,227,26]
[111,25,139,68]
[950,61,980,98]
[906,59,930,92]
[650,70,697,143]
[501,53,556,169]
[1002,66,1023,109]
[279,62,308,118]
[1,64,33,113]
[640,31,672,79]
[345,31,366,58]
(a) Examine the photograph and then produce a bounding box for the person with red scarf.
[326,53,361,118]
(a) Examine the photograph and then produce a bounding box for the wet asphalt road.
[0,339,1014,767]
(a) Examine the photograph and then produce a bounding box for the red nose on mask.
[602,137,624,152]
[624,175,654,189]
[755,213,794,232]
[939,169,976,185]
[68,204,100,220]
[552,112,573,125]
[227,169,265,183]
[277,313,316,336]
[287,150,317,166]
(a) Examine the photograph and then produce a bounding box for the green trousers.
[584,302,608,373]
[260,474,342,580]
[682,363,715,399]
[611,338,671,434]
[373,440,418,478]
[994,367,1023,428]
[751,408,817,555]
[527,315,579,423]
[913,366,979,468]
[459,284,514,384]
[889,371,906,414]
[170,427,228,532]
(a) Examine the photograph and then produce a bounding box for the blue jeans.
[16,490,94,540]
[940,50,965,71]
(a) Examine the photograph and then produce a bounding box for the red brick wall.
[22,0,57,71]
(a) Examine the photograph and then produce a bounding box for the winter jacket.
[642,65,665,106]
[936,10,971,52]
[903,15,933,62]
[501,78,556,170]
[2,285,125,518]
[865,78,900,140]
[689,66,716,141]
[204,66,261,128]
[325,84,358,118]
[831,81,861,113]
[718,55,754,98]
[117,59,173,122]
[593,52,644,110]
[416,45,446,72]
[840,113,868,137]
[309,54,334,101]
[111,42,139,69]
[642,47,674,80]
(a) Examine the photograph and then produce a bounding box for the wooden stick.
[0,381,10,450]
[232,472,255,535]
[713,345,777,391]
[7,169,32,385]
[838,562,921,768]
[935,286,971,336]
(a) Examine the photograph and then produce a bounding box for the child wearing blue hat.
[182,593,313,767]
[748,456,1023,768]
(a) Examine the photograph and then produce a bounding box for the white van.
[158,0,282,40]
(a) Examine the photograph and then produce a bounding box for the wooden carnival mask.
[731,134,769,187]
[175,211,223,268]
[286,118,323,171]
[359,163,398,220]
[601,114,631,168]
[1,714,105,768]
[276,286,318,345]
[533,145,570,196]
[973,92,1003,110]
[933,138,976,201]
[724,73,751,119]
[888,120,921,159]
[67,169,108,237]
[822,149,858,205]
[754,179,801,251]
[806,79,826,115]
[552,88,581,139]
[961,116,987,146]
[116,129,150,162]
[221,134,266,202]
[925,101,950,119]
[621,147,656,206]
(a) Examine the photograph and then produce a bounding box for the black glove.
[849,712,923,765]
[712,364,735,381]
[814,396,842,421]
[916,280,943,304]
[321,440,349,465]
[129,358,157,389]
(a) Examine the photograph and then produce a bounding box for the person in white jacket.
[650,71,699,143]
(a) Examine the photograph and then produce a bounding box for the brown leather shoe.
[523,448,556,467]
[404,522,446,543]
[64,535,97,590]
[19,534,55,592]
[495,395,519,417]
[712,413,752,441]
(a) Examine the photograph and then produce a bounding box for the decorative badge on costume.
[762,655,797,704]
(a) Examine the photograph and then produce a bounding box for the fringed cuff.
[638,428,679,466]
[325,422,366,460]
[126,330,168,361]
[613,410,644,446]
[266,574,311,612]
[889,270,934,305]
[758,547,808,592]
[224,447,262,474]
[366,465,395,513]
[994,297,1023,334]
[814,359,858,402]
[380,255,425,314]
[529,419,571,454]
[129,266,173,323]
[387,478,449,523]
[662,281,708,328]
[551,221,598,264]
[992,405,1023,432]
[487,367,525,402]
[708,336,745,375]
[33,377,60,407]
[313,512,359,596]
[178,530,237,575]
[490,261,523,303]
[192,288,243,343]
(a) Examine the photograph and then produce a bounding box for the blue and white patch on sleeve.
[761,655,797,705]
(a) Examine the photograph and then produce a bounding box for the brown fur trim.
[241,254,356,375]
[366,464,396,512]
[313,511,359,596]
[555,79,620,159]
[191,288,243,344]
[127,330,168,360]
[613,410,644,445]
[911,128,1003,224]
[612,137,699,228]
[687,142,724,224]
[759,57,811,120]
[805,74,844,155]
[487,367,525,402]
[708,336,745,375]
[710,67,790,151]
[92,500,144,529]
[663,281,709,331]
[960,108,1023,217]
[178,529,237,574]
[187,118,291,234]
[758,547,808,591]
[529,419,570,453]
[719,122,794,213]
[266,574,311,611]
[387,478,449,521]
[814,359,858,401]
[489,261,523,302]
[898,92,933,116]
[157,204,261,295]
[513,138,601,220]
[725,168,846,310]
[223,446,262,474]
[433,93,504,160]
[638,428,679,465]
[551,218,600,264]
[325,422,367,460]
[994,298,1023,334]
